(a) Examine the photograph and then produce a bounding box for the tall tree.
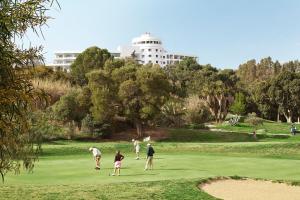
[164,57,202,98]
[192,67,237,122]
[70,46,111,86]
[0,0,54,181]
[267,71,300,123]
[230,92,246,116]
[53,88,91,131]
[88,60,170,137]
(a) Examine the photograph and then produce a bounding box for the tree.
[267,71,300,123]
[70,46,111,86]
[191,67,237,122]
[0,0,55,181]
[245,113,264,131]
[230,92,246,116]
[88,60,171,137]
[164,58,202,98]
[53,88,91,131]
[252,81,278,121]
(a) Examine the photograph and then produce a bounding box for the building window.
[148,55,152,57]
[156,55,158,58]
[163,62,166,64]
[148,49,151,52]
[163,56,165,58]
[142,55,145,58]
[156,49,158,52]
[141,49,144,52]
[146,41,150,44]
[148,60,152,63]
[156,61,158,64]
[150,41,153,44]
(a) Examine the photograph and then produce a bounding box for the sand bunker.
[200,179,300,200]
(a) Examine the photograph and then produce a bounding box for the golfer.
[89,147,101,170]
[112,150,124,176]
[145,143,155,170]
[132,139,140,159]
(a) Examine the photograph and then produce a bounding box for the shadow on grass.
[121,173,158,176]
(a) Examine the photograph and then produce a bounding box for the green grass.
[2,128,300,199]
[0,179,216,200]
[216,120,293,135]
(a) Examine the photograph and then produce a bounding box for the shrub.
[160,98,185,127]
[81,114,95,134]
[184,96,212,124]
[184,123,206,129]
[29,110,63,141]
[32,78,73,105]
[245,113,264,128]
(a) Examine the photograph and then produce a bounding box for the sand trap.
[200,179,300,200]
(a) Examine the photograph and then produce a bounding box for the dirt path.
[200,179,300,200]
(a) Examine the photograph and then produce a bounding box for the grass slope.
[2,128,300,199]
[215,120,293,135]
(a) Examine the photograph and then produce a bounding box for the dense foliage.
[0,0,54,181]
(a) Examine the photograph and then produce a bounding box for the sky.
[23,0,300,69]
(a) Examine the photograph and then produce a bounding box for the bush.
[32,78,73,105]
[184,96,212,124]
[184,123,206,129]
[159,98,185,127]
[245,113,264,127]
[29,110,63,141]
[81,114,94,134]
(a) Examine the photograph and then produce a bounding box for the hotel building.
[48,33,198,72]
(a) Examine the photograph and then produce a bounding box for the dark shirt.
[146,146,155,157]
[114,154,124,162]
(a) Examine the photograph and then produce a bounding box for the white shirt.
[91,148,101,157]
[134,140,140,152]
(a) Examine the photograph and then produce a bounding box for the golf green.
[2,141,300,199]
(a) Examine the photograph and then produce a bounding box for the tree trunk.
[135,120,143,138]
[277,108,280,122]
[283,109,292,123]
[76,121,82,131]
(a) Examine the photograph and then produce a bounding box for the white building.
[47,51,80,72]
[48,33,198,71]
[117,33,198,66]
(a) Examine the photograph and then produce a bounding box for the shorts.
[135,146,140,153]
[114,161,122,168]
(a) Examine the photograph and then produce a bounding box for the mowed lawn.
[2,128,300,199]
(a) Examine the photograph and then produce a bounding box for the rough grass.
[0,179,216,200]
[216,120,293,135]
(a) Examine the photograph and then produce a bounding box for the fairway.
[5,151,300,185]
[2,140,300,199]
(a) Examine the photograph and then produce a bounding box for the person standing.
[132,139,140,160]
[89,147,101,170]
[145,143,155,170]
[112,150,124,176]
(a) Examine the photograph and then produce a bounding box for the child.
[112,150,124,176]
[89,147,101,170]
[132,139,140,159]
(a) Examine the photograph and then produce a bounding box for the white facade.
[48,33,198,71]
[117,33,198,67]
[47,52,80,72]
